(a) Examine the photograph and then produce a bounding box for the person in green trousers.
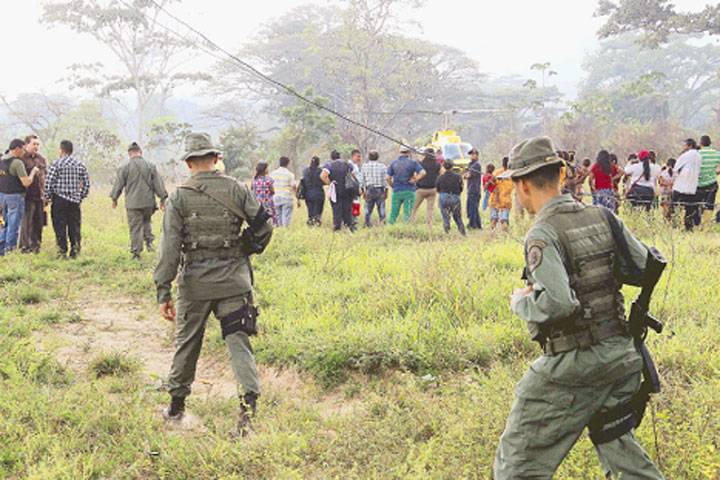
[110,142,168,259]
[386,145,425,224]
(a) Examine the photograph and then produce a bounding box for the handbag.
[344,163,360,197]
[296,178,306,200]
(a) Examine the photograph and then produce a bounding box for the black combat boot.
[146,241,155,252]
[236,392,258,438]
[162,396,185,421]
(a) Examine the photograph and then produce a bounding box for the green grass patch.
[0,190,717,478]
[90,352,139,378]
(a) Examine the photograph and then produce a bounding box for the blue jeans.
[0,193,25,255]
[439,193,465,235]
[364,186,386,227]
[467,192,482,229]
[273,196,294,227]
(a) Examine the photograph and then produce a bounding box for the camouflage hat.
[181,132,221,162]
[128,141,141,152]
[498,136,565,179]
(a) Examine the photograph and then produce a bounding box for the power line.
[139,0,418,151]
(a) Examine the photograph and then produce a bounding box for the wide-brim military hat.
[498,136,566,179]
[181,132,222,162]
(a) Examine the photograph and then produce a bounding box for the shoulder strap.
[179,178,248,221]
[600,207,643,282]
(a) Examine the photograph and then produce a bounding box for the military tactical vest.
[177,175,244,263]
[0,157,26,195]
[538,201,626,349]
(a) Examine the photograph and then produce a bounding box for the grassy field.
[1,190,719,479]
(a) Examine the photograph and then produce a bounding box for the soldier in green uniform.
[110,142,168,259]
[493,137,664,479]
[154,133,273,436]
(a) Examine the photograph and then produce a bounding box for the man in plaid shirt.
[359,150,389,227]
[44,140,90,258]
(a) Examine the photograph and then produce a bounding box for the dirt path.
[34,291,359,422]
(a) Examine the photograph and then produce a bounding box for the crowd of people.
[561,135,719,231]
[0,136,90,257]
[249,134,720,235]
[250,145,519,235]
[2,132,718,258]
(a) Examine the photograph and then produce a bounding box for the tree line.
[0,0,718,182]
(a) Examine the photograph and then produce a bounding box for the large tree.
[0,93,74,145]
[596,0,720,122]
[580,34,720,127]
[596,0,720,47]
[214,0,481,154]
[42,0,206,142]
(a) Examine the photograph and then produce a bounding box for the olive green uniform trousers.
[167,294,260,399]
[494,367,664,479]
[126,207,155,254]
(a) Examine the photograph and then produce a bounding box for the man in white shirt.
[672,138,703,230]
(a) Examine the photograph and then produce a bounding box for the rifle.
[588,211,667,446]
[628,246,666,426]
[601,209,666,426]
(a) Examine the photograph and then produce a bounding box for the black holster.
[220,298,260,338]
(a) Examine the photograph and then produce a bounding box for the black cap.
[468,148,478,155]
[9,138,24,150]
[128,141,141,152]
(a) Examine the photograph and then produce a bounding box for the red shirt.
[482,173,496,192]
[590,163,617,190]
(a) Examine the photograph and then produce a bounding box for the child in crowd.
[658,158,677,222]
[482,163,496,211]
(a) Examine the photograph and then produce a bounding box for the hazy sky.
[2,0,715,100]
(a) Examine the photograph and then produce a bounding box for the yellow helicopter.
[428,130,474,170]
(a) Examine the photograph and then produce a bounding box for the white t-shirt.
[673,149,702,195]
[624,162,661,190]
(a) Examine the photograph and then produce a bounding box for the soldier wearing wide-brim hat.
[154,132,273,437]
[493,136,664,478]
[497,136,566,179]
[110,141,168,259]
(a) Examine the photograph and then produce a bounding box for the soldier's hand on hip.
[160,301,176,322]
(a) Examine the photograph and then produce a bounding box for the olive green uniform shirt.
[511,194,647,386]
[109,155,168,209]
[154,170,272,304]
